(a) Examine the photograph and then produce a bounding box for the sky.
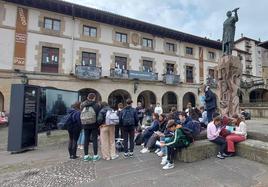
[66,0,267,42]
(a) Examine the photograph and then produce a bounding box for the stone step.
[236,139,268,165]
[195,130,268,142]
[176,139,268,164]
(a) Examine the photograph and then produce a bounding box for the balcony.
[246,65,253,69]
[110,68,129,79]
[128,70,158,81]
[245,56,252,62]
[206,77,217,89]
[75,65,102,80]
[163,74,180,85]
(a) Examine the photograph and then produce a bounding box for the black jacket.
[205,89,217,110]
[98,106,112,125]
[80,100,101,129]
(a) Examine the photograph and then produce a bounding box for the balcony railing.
[75,65,102,80]
[163,74,180,85]
[246,65,253,69]
[128,70,158,81]
[206,77,217,88]
[110,68,129,79]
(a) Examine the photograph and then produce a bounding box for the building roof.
[4,0,222,50]
[235,37,261,44]
[259,41,268,49]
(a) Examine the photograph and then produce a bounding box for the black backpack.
[122,108,135,126]
[115,139,124,152]
[181,127,194,144]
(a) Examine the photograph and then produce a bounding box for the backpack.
[57,113,73,130]
[106,110,119,125]
[122,108,135,126]
[186,120,201,137]
[115,139,124,152]
[135,133,143,145]
[181,127,194,144]
[80,106,96,125]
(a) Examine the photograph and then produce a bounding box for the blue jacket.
[67,108,82,130]
[182,116,193,129]
[147,120,160,133]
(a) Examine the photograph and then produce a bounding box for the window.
[41,47,59,73]
[208,69,215,79]
[166,42,175,52]
[115,32,127,43]
[208,51,215,60]
[143,60,153,72]
[81,52,96,66]
[166,63,175,74]
[186,47,193,55]
[142,38,153,48]
[44,18,61,31]
[186,66,194,83]
[115,56,127,70]
[83,25,97,37]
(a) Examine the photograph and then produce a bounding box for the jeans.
[84,128,98,156]
[210,136,227,154]
[167,142,186,164]
[115,125,122,139]
[121,126,135,153]
[226,134,246,153]
[77,130,85,145]
[142,130,153,147]
[68,127,81,157]
[160,137,167,155]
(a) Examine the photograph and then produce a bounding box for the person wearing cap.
[119,98,139,158]
[207,112,229,159]
[225,114,247,156]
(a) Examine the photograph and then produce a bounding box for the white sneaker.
[140,148,149,154]
[157,151,164,157]
[161,156,168,165]
[163,162,174,170]
[154,149,160,153]
[111,155,119,160]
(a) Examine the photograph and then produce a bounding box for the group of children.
[64,92,247,170]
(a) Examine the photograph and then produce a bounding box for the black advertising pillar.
[8,84,40,153]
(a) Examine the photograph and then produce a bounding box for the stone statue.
[222,8,239,55]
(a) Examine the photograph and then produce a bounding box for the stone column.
[217,55,243,116]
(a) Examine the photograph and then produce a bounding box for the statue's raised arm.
[222,8,239,56]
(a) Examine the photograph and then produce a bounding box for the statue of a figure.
[222,8,239,55]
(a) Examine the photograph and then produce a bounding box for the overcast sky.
[66,0,267,41]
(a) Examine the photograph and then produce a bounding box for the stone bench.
[176,139,268,164]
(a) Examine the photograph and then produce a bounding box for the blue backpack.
[188,120,201,137]
[122,108,135,126]
[57,113,73,130]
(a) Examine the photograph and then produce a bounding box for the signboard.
[165,74,180,85]
[199,47,204,83]
[128,70,158,81]
[75,65,101,80]
[14,7,28,66]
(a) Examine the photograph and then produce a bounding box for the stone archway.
[162,91,177,113]
[78,88,102,102]
[0,92,4,111]
[183,92,196,110]
[249,88,268,103]
[108,89,131,110]
[137,90,156,109]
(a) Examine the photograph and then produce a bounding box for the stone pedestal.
[217,55,243,116]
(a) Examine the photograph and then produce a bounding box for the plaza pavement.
[0,118,267,187]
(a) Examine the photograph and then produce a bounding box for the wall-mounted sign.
[128,70,158,81]
[14,7,28,66]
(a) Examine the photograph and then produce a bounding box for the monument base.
[217,55,243,117]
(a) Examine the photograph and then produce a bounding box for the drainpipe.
[71,5,75,75]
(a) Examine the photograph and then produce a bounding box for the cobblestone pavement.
[0,159,95,187]
[0,118,267,187]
